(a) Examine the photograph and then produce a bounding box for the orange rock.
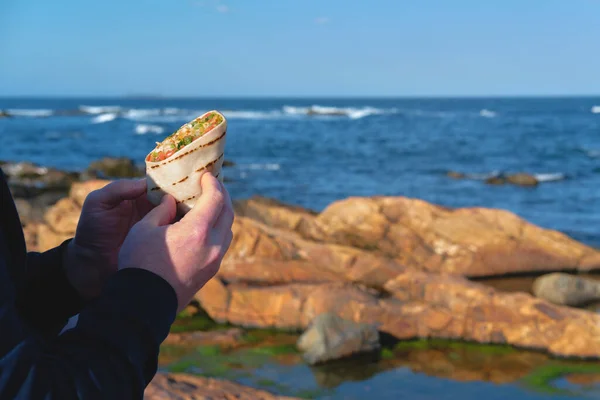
[145,373,300,400]
[234,196,317,233]
[196,273,600,359]
[69,180,111,207]
[43,198,81,234]
[303,196,600,277]
[36,223,72,253]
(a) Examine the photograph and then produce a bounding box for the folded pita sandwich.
[145,110,227,214]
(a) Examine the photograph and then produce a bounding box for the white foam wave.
[534,173,566,182]
[80,105,122,114]
[92,113,118,124]
[134,124,165,135]
[122,108,162,120]
[282,105,391,119]
[163,107,181,115]
[479,109,497,118]
[591,106,600,114]
[6,109,54,117]
[585,149,600,158]
[240,163,281,171]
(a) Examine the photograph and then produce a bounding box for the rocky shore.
[7,158,600,397]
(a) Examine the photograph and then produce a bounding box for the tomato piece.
[164,149,175,159]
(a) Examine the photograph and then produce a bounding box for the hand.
[65,179,155,299]
[117,173,234,312]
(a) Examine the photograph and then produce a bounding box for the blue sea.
[2,97,600,398]
[1,97,599,247]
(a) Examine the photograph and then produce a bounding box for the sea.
[1,97,600,398]
[1,97,599,248]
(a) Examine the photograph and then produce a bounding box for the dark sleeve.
[0,268,177,399]
[15,239,85,338]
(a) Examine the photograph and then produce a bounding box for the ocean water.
[0,97,599,248]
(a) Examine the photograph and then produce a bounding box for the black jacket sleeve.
[15,239,86,338]
[0,267,178,399]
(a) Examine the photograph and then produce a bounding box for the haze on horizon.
[1,0,599,98]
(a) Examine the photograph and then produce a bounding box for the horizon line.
[2,93,600,100]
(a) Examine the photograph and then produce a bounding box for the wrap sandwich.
[145,110,227,214]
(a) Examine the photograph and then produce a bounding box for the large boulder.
[532,273,600,307]
[145,373,299,400]
[234,196,317,233]
[302,197,600,277]
[297,313,380,365]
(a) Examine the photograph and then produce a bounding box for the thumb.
[141,194,177,227]
[90,178,147,208]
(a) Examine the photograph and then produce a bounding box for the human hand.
[65,179,155,299]
[117,173,234,312]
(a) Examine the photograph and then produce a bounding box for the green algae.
[392,338,516,355]
[521,362,600,396]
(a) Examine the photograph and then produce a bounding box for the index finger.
[181,173,225,226]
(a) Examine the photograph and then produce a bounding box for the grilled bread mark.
[174,176,189,185]
[176,195,197,204]
[147,154,225,192]
[195,153,224,173]
[149,130,226,169]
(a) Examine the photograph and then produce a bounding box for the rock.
[36,223,72,252]
[485,176,506,185]
[0,110,10,118]
[219,217,405,288]
[164,328,243,347]
[86,157,143,179]
[505,173,539,187]
[2,162,78,198]
[145,373,300,400]
[233,196,317,233]
[69,180,111,206]
[23,223,40,252]
[447,171,466,179]
[297,313,380,365]
[222,159,235,167]
[43,198,81,234]
[302,197,600,277]
[196,272,600,359]
[532,273,600,307]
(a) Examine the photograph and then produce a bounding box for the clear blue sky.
[2,0,600,97]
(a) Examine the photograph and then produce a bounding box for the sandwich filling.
[147,111,224,162]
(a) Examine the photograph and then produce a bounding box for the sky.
[1,0,600,97]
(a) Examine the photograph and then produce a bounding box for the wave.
[122,108,162,120]
[80,105,122,114]
[479,109,497,118]
[451,170,565,183]
[5,109,54,117]
[534,173,566,182]
[591,106,600,114]
[585,149,600,158]
[92,113,118,124]
[239,163,281,171]
[282,105,390,119]
[134,124,165,135]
